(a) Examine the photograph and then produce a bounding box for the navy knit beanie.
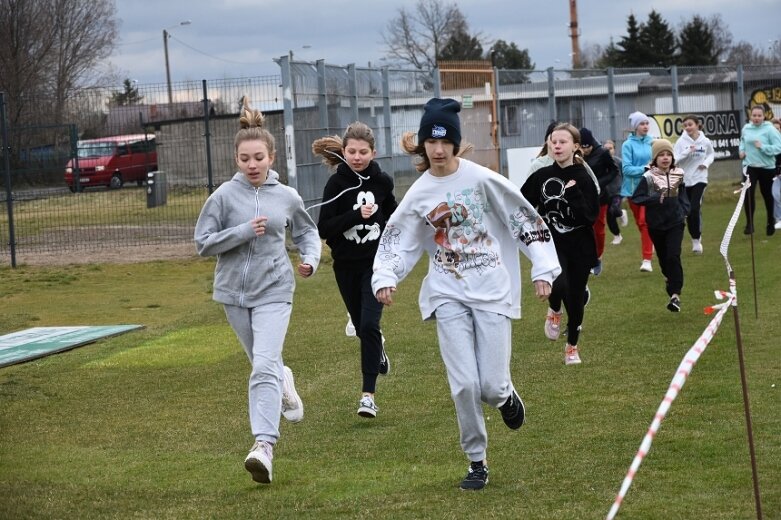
[418,98,462,147]
[579,127,599,148]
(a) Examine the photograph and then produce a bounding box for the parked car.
[65,134,157,191]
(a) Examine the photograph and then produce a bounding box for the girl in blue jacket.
[739,105,781,235]
[621,112,655,272]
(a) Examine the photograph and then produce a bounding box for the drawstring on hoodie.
[306,150,371,211]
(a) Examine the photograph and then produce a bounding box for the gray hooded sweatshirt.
[194,170,321,308]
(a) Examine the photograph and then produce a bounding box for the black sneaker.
[667,295,681,313]
[767,224,775,236]
[460,461,489,490]
[743,224,753,235]
[378,336,390,376]
[499,390,525,430]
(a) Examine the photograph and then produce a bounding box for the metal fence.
[2,62,781,266]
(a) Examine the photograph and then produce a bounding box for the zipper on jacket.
[239,187,260,307]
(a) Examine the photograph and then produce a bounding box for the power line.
[168,34,269,66]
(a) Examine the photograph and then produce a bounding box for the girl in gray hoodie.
[194,101,321,485]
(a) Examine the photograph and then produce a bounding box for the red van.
[65,134,157,191]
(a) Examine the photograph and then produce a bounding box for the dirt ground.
[12,242,199,267]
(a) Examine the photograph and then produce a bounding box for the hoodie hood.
[231,169,281,188]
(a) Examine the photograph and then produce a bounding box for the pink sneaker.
[565,344,582,365]
[544,308,562,340]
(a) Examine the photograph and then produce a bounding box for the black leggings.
[607,196,621,236]
[548,256,591,346]
[648,224,685,296]
[685,183,707,239]
[744,166,776,229]
[334,267,384,393]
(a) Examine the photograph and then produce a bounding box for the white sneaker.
[565,344,582,365]
[692,238,703,254]
[775,220,781,230]
[640,259,653,272]
[619,209,629,227]
[244,440,273,483]
[281,366,303,423]
[611,234,623,245]
[345,313,356,337]
[357,394,378,418]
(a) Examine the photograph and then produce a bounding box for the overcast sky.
[109,0,781,86]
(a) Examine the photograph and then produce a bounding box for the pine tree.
[639,10,676,66]
[678,15,718,65]
[616,14,646,67]
[439,22,483,61]
[110,79,143,106]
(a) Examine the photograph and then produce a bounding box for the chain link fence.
[2,63,781,266]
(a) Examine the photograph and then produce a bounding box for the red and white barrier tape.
[606,290,736,520]
[607,174,750,518]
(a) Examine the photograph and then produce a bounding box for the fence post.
[547,67,557,123]
[493,65,504,176]
[0,91,17,267]
[381,67,393,159]
[317,60,328,134]
[280,53,298,191]
[70,123,81,193]
[433,67,441,98]
[348,63,359,122]
[670,65,680,114]
[607,67,617,142]
[737,64,746,128]
[201,80,215,194]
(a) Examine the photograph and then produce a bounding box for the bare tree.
[0,0,58,126]
[50,0,118,123]
[723,40,781,66]
[381,0,462,69]
[705,14,733,62]
[0,0,117,128]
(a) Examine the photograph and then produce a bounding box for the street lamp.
[163,20,192,105]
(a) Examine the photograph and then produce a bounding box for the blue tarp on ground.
[0,325,143,368]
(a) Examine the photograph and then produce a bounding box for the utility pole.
[569,0,582,69]
[163,29,172,105]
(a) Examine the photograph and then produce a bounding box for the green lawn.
[0,187,779,519]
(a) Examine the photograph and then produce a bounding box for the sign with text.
[650,111,741,161]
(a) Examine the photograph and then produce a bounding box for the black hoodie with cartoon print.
[317,161,397,269]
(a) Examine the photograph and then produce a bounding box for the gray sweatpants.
[224,302,292,444]
[433,302,514,463]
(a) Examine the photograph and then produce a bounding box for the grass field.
[0,186,779,519]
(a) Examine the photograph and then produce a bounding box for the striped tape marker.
[606,290,736,520]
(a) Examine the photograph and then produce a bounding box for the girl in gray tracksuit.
[194,102,321,485]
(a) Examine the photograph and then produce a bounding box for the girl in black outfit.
[631,139,690,313]
[522,123,599,366]
[313,122,397,418]
[580,128,619,275]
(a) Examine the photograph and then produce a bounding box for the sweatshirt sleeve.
[567,169,601,226]
[371,198,426,295]
[630,174,659,206]
[703,137,715,168]
[379,175,398,222]
[316,176,363,240]
[622,140,646,178]
[495,176,561,285]
[194,194,256,257]
[760,127,781,157]
[673,137,690,163]
[289,194,322,274]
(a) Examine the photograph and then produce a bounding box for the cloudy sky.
[109,0,781,86]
